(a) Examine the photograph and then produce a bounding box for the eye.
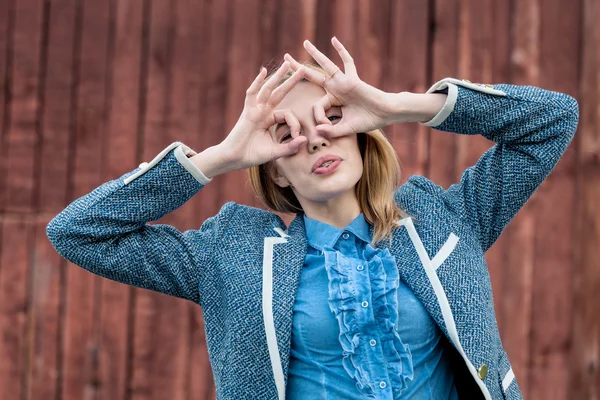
[280,132,292,143]
[327,115,341,123]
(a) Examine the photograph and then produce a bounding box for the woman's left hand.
[284,37,401,137]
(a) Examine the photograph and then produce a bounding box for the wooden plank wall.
[0,0,597,399]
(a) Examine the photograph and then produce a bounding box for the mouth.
[312,159,342,175]
[311,155,342,173]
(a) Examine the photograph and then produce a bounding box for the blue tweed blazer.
[47,78,579,400]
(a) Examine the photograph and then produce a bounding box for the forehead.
[275,81,326,112]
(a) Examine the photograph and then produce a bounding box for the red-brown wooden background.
[0,0,598,399]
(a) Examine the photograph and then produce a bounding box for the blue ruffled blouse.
[286,213,458,399]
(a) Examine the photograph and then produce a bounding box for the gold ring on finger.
[330,68,341,77]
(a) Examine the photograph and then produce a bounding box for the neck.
[298,189,361,229]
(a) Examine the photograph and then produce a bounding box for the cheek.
[275,158,303,181]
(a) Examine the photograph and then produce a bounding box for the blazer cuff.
[420,77,507,128]
[124,142,213,185]
[174,145,213,185]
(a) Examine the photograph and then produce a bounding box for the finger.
[273,135,308,159]
[331,37,357,76]
[303,39,340,76]
[273,109,301,138]
[297,67,327,87]
[246,67,268,97]
[257,61,290,103]
[315,122,350,138]
[268,66,305,107]
[312,95,333,126]
[284,53,331,86]
[283,53,303,71]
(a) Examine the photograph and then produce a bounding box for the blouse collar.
[303,212,372,250]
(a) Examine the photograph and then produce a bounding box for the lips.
[311,155,342,173]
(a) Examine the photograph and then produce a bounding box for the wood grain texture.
[0,0,13,188]
[37,0,79,214]
[0,217,33,399]
[25,216,63,400]
[1,0,45,213]
[570,1,600,397]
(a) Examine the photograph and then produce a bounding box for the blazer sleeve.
[413,78,579,252]
[46,142,235,304]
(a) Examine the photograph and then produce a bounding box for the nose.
[306,128,330,153]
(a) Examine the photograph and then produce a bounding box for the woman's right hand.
[219,62,308,170]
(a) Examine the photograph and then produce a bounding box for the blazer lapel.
[270,214,307,384]
[373,218,447,335]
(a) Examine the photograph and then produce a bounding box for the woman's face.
[269,81,364,204]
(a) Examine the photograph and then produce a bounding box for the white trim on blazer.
[399,217,493,400]
[263,228,290,400]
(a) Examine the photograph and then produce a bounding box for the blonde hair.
[248,63,406,245]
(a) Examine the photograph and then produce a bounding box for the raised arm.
[286,38,579,252]
[47,61,309,303]
[410,78,579,252]
[46,142,236,303]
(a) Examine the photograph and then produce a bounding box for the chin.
[305,180,359,202]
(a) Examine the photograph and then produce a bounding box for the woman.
[47,37,579,400]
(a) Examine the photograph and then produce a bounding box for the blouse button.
[342,232,350,239]
[379,381,387,389]
[361,301,369,308]
[369,339,377,347]
[357,265,364,271]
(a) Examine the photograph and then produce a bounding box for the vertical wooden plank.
[0,0,45,213]
[354,0,390,99]
[528,0,580,398]
[129,0,189,399]
[0,0,13,144]
[385,0,430,177]
[330,0,357,57]
[0,217,33,400]
[96,0,145,399]
[37,0,78,213]
[314,0,332,53]
[277,0,316,62]
[570,1,600,397]
[25,217,63,400]
[222,0,261,206]
[259,0,279,67]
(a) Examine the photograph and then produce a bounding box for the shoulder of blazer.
[395,175,464,222]
[395,175,444,208]
[219,202,287,234]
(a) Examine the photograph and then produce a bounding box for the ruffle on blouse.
[323,243,414,398]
